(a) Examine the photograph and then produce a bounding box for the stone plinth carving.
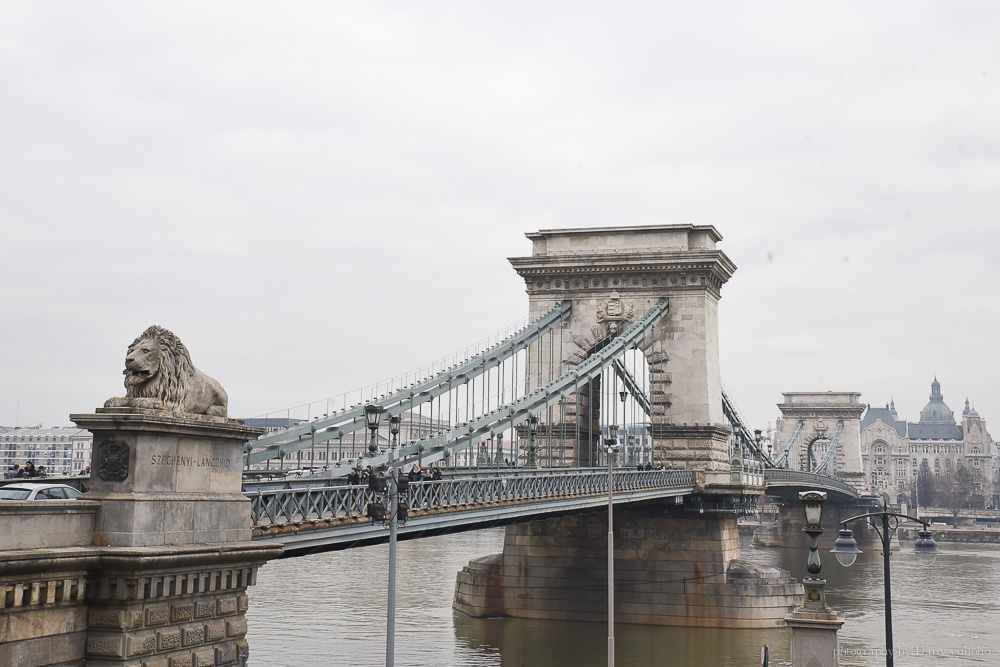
[104,325,229,417]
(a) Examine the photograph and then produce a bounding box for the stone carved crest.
[98,440,130,482]
[814,419,828,436]
[596,291,635,331]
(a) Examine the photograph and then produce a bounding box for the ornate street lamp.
[526,413,539,468]
[798,491,830,611]
[605,435,622,667]
[829,500,939,666]
[388,414,401,453]
[364,403,384,455]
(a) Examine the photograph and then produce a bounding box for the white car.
[0,483,83,500]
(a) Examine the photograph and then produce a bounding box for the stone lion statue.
[104,325,229,417]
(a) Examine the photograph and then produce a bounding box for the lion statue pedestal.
[72,408,263,547]
[73,325,261,547]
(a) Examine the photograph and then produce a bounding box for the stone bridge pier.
[754,499,880,551]
[454,504,802,628]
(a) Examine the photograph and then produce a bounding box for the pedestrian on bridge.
[408,465,423,507]
[347,467,361,486]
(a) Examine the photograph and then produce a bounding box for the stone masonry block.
[127,630,157,657]
[236,639,249,658]
[203,619,226,643]
[236,592,249,613]
[225,616,247,639]
[192,646,215,666]
[87,633,127,659]
[216,596,238,616]
[167,652,194,667]
[180,622,206,647]
[214,641,239,666]
[142,656,169,667]
[171,602,195,623]
[194,599,216,619]
[157,627,182,652]
[145,603,170,627]
[89,606,144,630]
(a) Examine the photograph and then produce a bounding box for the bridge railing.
[730,458,765,486]
[247,468,695,525]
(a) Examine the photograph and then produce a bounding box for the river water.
[246,530,999,666]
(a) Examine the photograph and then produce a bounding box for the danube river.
[246,529,998,666]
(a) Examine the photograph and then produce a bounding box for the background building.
[860,377,998,508]
[1,425,93,476]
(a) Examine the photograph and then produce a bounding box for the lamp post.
[526,413,539,468]
[605,434,621,667]
[364,403,399,667]
[388,414,401,456]
[798,491,830,611]
[364,403,383,456]
[786,490,843,667]
[829,501,939,667]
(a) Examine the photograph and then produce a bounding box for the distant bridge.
[762,468,862,503]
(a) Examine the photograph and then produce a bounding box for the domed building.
[860,377,997,508]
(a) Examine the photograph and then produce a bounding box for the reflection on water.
[246,528,999,666]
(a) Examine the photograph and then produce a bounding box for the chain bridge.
[1,225,868,666]
[240,226,862,560]
[228,225,863,628]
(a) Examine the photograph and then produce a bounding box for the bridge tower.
[509,225,735,479]
[773,392,867,492]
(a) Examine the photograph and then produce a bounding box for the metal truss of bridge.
[246,298,674,477]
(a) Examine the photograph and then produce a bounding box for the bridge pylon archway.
[773,392,868,493]
[509,225,736,479]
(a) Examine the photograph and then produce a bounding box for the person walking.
[408,465,423,507]
[23,461,37,478]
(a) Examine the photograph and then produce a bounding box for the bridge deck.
[249,469,697,556]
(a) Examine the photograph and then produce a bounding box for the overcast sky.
[2,2,998,438]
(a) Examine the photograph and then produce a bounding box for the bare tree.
[935,463,974,526]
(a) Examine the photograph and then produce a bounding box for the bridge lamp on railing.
[829,501,939,667]
[364,403,384,456]
[389,414,401,455]
[525,413,540,468]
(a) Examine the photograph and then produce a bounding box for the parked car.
[0,483,83,500]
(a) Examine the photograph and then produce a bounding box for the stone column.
[68,408,282,666]
[786,609,844,667]
[72,408,259,547]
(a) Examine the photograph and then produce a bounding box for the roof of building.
[908,422,964,441]
[860,405,907,437]
[919,376,956,424]
[962,397,981,419]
